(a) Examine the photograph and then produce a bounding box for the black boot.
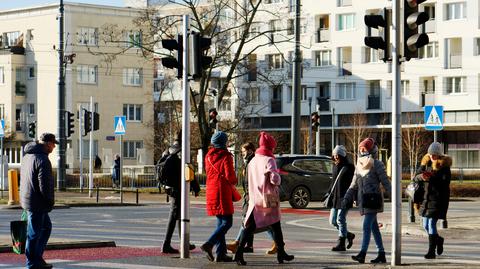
[331,236,346,251]
[277,247,295,264]
[351,251,366,264]
[424,235,436,259]
[200,242,214,262]
[370,251,386,264]
[270,222,294,264]
[436,235,444,255]
[346,232,355,249]
[234,250,247,266]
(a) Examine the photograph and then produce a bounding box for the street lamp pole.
[308,97,312,154]
[315,101,320,155]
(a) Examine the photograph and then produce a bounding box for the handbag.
[362,192,382,209]
[405,179,425,203]
[262,172,280,208]
[207,157,240,202]
[323,167,346,208]
[11,210,28,254]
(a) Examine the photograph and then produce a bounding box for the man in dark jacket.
[20,133,58,269]
[162,134,200,254]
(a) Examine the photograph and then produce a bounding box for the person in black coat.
[326,145,355,251]
[415,142,451,259]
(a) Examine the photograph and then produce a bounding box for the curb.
[0,240,116,254]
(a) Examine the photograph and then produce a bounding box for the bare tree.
[341,110,370,162]
[402,113,431,178]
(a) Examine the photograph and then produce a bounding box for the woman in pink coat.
[234,132,294,266]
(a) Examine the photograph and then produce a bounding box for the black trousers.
[238,213,285,254]
[163,192,180,247]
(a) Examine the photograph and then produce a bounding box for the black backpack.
[155,153,180,188]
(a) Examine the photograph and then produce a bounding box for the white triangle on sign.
[426,107,441,126]
[115,119,126,133]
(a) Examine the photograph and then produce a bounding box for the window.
[28,66,35,79]
[475,38,480,56]
[419,42,439,59]
[123,140,143,159]
[287,85,308,102]
[5,31,20,46]
[269,19,280,42]
[424,5,436,20]
[0,104,4,119]
[314,50,331,66]
[0,67,4,84]
[123,104,143,121]
[450,148,480,168]
[287,19,294,35]
[387,80,392,97]
[246,87,260,104]
[337,14,355,31]
[124,30,142,48]
[446,2,466,20]
[336,83,355,100]
[338,0,352,7]
[78,27,98,45]
[364,47,379,63]
[292,159,332,173]
[265,0,281,3]
[267,54,284,69]
[81,140,98,159]
[28,103,35,115]
[446,77,465,93]
[77,65,97,84]
[123,68,142,86]
[401,80,410,96]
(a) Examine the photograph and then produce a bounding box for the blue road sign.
[0,119,4,138]
[114,116,126,135]
[424,106,443,131]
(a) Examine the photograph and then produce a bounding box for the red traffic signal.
[209,108,218,129]
[311,112,320,131]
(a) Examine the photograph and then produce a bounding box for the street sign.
[424,105,443,131]
[0,119,4,138]
[114,116,126,135]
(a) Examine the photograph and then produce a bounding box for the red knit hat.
[359,138,375,153]
[259,131,276,150]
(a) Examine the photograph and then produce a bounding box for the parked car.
[276,154,333,209]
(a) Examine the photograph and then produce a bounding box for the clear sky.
[0,0,125,11]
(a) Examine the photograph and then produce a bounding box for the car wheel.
[289,186,310,209]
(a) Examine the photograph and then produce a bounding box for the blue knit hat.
[211,131,228,149]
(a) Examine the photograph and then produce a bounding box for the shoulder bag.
[323,166,346,208]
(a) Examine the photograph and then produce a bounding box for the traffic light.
[93,112,100,131]
[311,112,320,131]
[189,32,212,80]
[161,35,183,78]
[403,0,429,60]
[208,108,218,129]
[66,111,75,138]
[83,109,91,136]
[28,121,36,138]
[364,8,390,62]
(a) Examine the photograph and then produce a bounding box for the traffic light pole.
[180,14,191,259]
[315,103,320,155]
[88,97,94,198]
[57,0,66,191]
[290,0,301,154]
[391,0,402,265]
[78,105,84,192]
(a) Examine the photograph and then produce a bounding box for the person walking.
[342,138,391,264]
[20,133,58,269]
[201,131,238,262]
[161,135,200,254]
[234,132,294,266]
[326,145,355,251]
[416,142,451,259]
[111,154,120,188]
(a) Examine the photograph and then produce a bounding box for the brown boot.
[266,242,277,255]
[226,240,239,253]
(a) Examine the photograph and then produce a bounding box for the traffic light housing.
[66,111,75,138]
[403,0,429,60]
[28,121,36,138]
[161,35,183,78]
[189,32,212,80]
[208,108,218,129]
[311,112,320,131]
[93,112,100,131]
[83,109,91,136]
[364,8,390,62]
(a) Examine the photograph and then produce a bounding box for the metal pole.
[331,106,335,153]
[434,130,437,142]
[180,15,191,259]
[315,103,320,155]
[214,93,219,132]
[57,0,66,191]
[290,0,301,154]
[120,135,123,204]
[79,105,83,192]
[391,0,402,265]
[0,137,3,191]
[308,97,312,154]
[88,97,94,197]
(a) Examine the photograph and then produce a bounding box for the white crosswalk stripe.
[71,262,194,269]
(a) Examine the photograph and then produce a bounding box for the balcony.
[247,69,257,81]
[367,95,381,110]
[15,82,26,96]
[338,0,352,6]
[317,97,330,111]
[448,54,462,69]
[339,62,352,76]
[315,29,330,43]
[424,20,436,33]
[16,120,25,132]
[270,100,282,113]
[421,91,435,107]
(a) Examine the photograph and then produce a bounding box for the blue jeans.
[207,215,233,256]
[360,213,384,253]
[422,217,438,235]
[26,211,52,268]
[329,208,349,237]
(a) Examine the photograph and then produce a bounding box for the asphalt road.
[1,201,479,268]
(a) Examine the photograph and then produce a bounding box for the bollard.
[8,169,19,205]
[408,198,415,223]
[96,186,99,203]
[136,188,139,205]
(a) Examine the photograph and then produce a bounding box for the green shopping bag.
[11,210,28,254]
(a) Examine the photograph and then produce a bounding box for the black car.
[276,154,333,209]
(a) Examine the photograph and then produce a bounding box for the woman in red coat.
[201,131,238,263]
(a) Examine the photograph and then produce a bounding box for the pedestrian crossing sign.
[114,116,126,135]
[424,106,443,131]
[0,119,4,138]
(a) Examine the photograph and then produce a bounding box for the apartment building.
[0,3,154,169]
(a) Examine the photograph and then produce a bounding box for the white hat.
[332,145,347,157]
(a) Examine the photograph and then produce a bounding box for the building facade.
[0,3,154,169]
